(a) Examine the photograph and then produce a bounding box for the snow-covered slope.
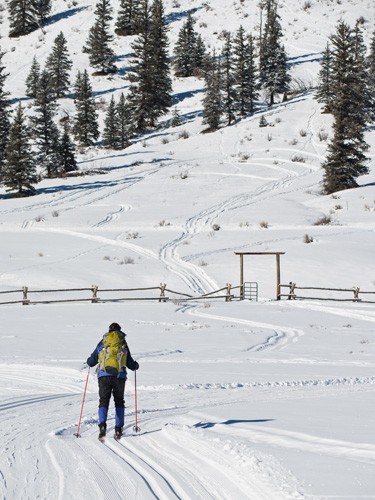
[0,0,374,499]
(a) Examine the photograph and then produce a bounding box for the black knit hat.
[109,322,121,332]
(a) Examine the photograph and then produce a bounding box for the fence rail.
[0,283,239,306]
[280,282,375,304]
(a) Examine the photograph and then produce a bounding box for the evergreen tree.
[174,13,206,77]
[45,32,73,98]
[322,21,369,194]
[115,0,141,36]
[202,53,222,131]
[259,0,290,105]
[72,70,99,146]
[25,56,41,99]
[30,70,61,178]
[103,95,119,148]
[233,27,258,116]
[127,0,171,131]
[194,34,207,75]
[149,0,172,120]
[316,43,334,113]
[83,0,116,74]
[59,121,77,174]
[171,107,181,127]
[32,0,51,25]
[367,30,375,122]
[2,103,37,196]
[0,48,10,179]
[221,33,236,125]
[8,0,38,37]
[116,92,131,149]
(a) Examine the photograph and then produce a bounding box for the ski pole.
[74,367,90,438]
[133,370,141,433]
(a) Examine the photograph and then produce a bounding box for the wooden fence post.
[159,283,167,302]
[22,286,29,305]
[91,285,98,303]
[353,286,360,302]
[225,283,232,302]
[287,282,296,300]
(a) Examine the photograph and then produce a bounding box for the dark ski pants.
[98,376,125,427]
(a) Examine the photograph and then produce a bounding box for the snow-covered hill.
[0,0,374,499]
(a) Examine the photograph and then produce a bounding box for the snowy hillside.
[0,0,375,499]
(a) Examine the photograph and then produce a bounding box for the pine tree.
[103,95,119,149]
[72,70,100,146]
[171,107,181,127]
[25,56,41,99]
[221,33,236,125]
[149,0,172,121]
[83,0,116,75]
[316,43,334,113]
[367,30,375,122]
[8,0,38,37]
[174,13,197,77]
[174,13,206,78]
[259,0,290,105]
[30,70,61,178]
[233,27,258,116]
[202,53,222,131]
[115,0,141,36]
[2,103,37,196]
[116,92,131,149]
[32,0,51,25]
[322,21,369,194]
[127,0,171,132]
[0,48,10,179]
[45,32,73,98]
[59,121,77,174]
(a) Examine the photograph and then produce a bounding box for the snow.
[1,0,375,498]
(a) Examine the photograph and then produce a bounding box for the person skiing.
[86,322,139,440]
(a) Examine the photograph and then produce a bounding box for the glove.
[134,361,139,371]
[80,362,88,371]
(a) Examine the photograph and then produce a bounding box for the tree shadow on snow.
[45,6,89,27]
[165,7,202,25]
[194,419,274,429]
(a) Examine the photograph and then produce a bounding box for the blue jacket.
[87,331,138,379]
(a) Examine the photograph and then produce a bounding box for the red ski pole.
[133,370,141,433]
[74,367,90,437]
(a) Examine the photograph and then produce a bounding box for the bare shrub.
[161,137,169,144]
[291,154,306,163]
[158,219,171,227]
[118,257,135,265]
[259,221,269,228]
[178,130,190,139]
[303,234,314,243]
[313,215,332,226]
[290,138,298,145]
[127,231,139,239]
[199,260,208,267]
[52,210,59,217]
[299,129,307,137]
[212,224,221,231]
[180,171,189,179]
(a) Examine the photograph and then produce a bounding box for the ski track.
[178,304,304,351]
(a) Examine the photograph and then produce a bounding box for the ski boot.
[98,423,107,441]
[114,426,123,440]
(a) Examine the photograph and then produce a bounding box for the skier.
[86,322,139,440]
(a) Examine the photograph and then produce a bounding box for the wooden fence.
[0,283,240,306]
[279,282,375,304]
